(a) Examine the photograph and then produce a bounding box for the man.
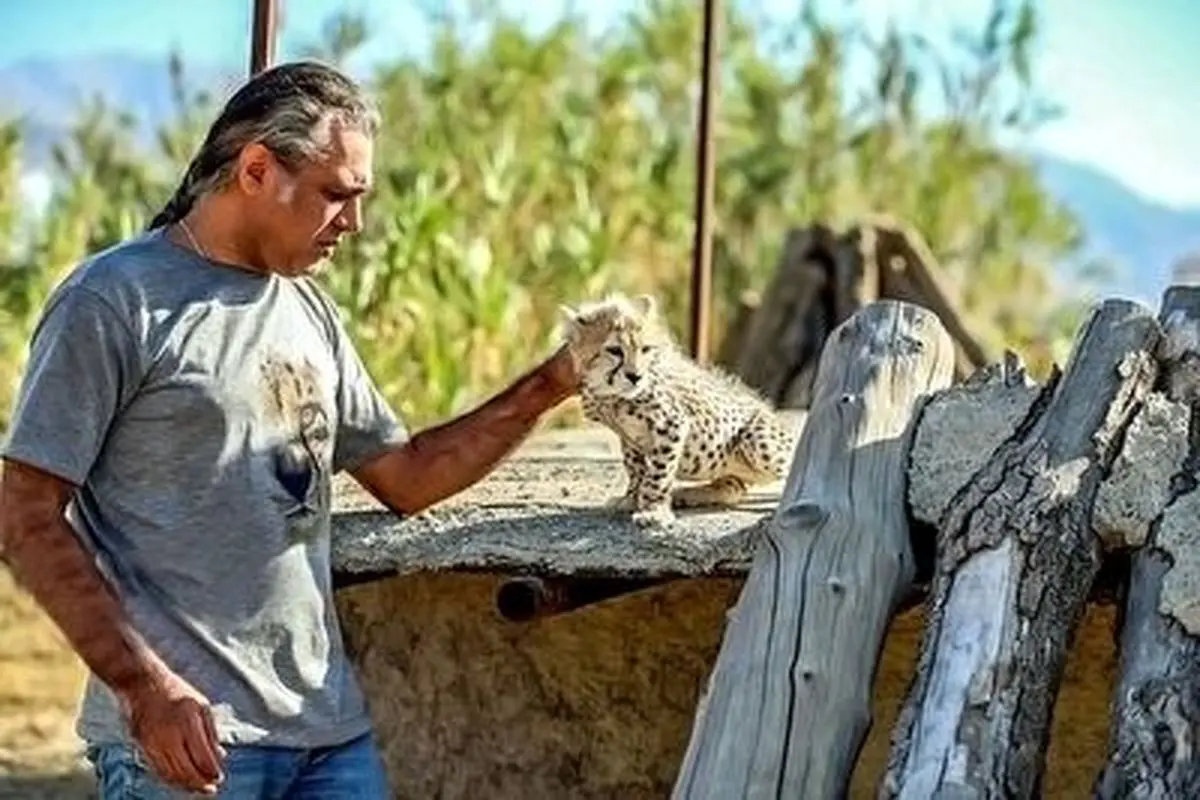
[0,61,578,797]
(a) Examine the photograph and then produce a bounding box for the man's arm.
[0,284,168,693]
[0,458,170,700]
[0,459,225,792]
[351,348,578,516]
[0,284,223,792]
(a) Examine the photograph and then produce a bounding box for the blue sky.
[1,0,1197,209]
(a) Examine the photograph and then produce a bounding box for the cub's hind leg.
[732,412,795,484]
[671,475,749,509]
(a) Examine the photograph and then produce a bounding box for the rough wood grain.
[860,215,990,380]
[868,215,988,379]
[1097,284,1200,799]
[671,299,956,799]
[881,298,1162,799]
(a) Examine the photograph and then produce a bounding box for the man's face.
[238,119,373,277]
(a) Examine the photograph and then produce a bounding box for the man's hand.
[121,669,226,794]
[353,346,580,516]
[0,457,226,794]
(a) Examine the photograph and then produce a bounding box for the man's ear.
[234,142,273,196]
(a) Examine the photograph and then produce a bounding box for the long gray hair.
[147,60,380,230]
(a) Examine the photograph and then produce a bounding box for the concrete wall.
[336,572,1119,799]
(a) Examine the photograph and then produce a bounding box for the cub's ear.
[557,304,584,340]
[558,304,581,325]
[631,294,657,317]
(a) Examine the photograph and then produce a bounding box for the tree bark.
[1097,284,1200,799]
[881,299,1162,799]
[728,224,844,408]
[671,299,956,799]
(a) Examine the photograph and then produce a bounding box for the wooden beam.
[671,299,956,798]
[725,225,840,408]
[494,575,670,622]
[882,299,1162,799]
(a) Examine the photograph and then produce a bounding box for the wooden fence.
[669,270,1200,796]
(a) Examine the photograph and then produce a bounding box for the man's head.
[149,61,380,277]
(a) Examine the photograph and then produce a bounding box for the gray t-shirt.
[1,228,407,749]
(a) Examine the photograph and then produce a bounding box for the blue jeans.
[85,731,390,799]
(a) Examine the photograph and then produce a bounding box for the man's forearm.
[354,351,576,515]
[0,460,168,703]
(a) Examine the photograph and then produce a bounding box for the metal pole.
[688,0,720,363]
[250,0,278,76]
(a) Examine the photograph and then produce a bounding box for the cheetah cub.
[559,292,796,526]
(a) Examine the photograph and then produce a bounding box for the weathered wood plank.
[881,298,1162,799]
[1097,283,1200,799]
[865,215,990,378]
[671,299,956,799]
[727,218,993,412]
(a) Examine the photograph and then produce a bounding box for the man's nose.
[338,197,363,234]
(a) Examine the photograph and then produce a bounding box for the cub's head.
[559,293,673,399]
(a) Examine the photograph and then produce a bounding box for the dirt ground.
[0,568,94,799]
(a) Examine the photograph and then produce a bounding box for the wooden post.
[687,0,720,364]
[1096,282,1200,798]
[249,0,278,76]
[860,216,991,379]
[881,299,1162,799]
[671,299,956,799]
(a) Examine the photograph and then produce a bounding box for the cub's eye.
[641,345,654,354]
[605,345,622,356]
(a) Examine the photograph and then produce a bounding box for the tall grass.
[0,0,1096,431]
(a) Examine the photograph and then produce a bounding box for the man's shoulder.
[288,276,348,338]
[290,275,341,316]
[59,230,181,304]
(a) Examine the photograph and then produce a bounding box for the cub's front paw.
[631,505,676,527]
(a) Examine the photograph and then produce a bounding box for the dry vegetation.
[0,570,91,797]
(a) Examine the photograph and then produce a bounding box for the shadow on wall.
[0,771,95,799]
[336,571,1120,800]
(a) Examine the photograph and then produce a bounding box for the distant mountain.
[2,53,1198,305]
[1032,154,1200,305]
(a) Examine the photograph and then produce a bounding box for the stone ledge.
[328,404,1136,606]
[329,420,798,582]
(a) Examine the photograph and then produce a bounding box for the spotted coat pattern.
[561,294,796,526]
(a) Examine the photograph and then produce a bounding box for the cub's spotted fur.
[559,293,795,525]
